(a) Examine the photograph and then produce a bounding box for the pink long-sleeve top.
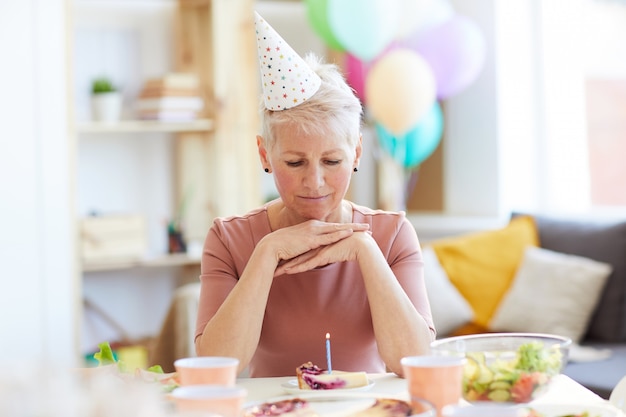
[195,201,434,377]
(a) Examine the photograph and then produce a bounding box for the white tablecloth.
[236,373,614,416]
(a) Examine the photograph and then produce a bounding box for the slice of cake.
[352,399,414,417]
[296,362,370,390]
[244,398,414,417]
[244,398,318,417]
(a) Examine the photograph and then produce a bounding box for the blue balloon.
[376,102,444,168]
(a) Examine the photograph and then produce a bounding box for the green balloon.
[304,0,345,51]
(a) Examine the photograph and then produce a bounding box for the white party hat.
[255,12,322,111]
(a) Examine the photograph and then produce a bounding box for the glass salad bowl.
[430,333,571,404]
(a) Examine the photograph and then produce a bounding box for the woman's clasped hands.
[267,219,370,276]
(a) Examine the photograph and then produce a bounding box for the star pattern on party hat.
[255,11,321,111]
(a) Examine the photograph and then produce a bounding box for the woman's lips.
[300,195,328,201]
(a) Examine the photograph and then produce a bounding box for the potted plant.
[91,77,122,122]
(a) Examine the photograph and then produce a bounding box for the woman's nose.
[303,164,324,189]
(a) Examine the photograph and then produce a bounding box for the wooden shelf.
[76,119,214,134]
[83,253,201,272]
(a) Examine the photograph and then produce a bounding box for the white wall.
[0,0,78,365]
[443,0,500,217]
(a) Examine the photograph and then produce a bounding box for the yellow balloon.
[365,49,436,135]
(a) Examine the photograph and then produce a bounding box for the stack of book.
[135,73,204,122]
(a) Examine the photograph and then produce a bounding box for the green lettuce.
[147,365,164,374]
[93,341,127,372]
[516,341,562,374]
[93,341,117,366]
[93,341,166,375]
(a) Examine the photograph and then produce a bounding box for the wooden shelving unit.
[77,119,214,134]
[71,0,261,353]
[73,0,260,264]
[174,0,260,236]
[82,253,201,272]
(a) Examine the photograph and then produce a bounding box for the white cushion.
[489,246,613,343]
[422,246,474,336]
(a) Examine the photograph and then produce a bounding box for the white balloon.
[396,0,455,39]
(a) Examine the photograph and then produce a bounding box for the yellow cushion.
[431,216,539,328]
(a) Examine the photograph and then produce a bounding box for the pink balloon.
[403,15,486,99]
[345,54,369,103]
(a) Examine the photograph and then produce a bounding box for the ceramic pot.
[91,91,122,122]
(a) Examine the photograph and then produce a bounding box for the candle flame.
[326,332,330,339]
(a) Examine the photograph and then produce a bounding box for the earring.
[264,168,269,173]
[353,167,358,172]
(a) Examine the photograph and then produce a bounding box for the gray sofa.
[514,213,626,399]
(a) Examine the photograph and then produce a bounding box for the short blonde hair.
[259,53,363,149]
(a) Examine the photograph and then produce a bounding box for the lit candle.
[325,332,332,374]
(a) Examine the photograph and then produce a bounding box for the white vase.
[91,92,122,122]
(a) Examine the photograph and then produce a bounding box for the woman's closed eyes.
[285,159,343,167]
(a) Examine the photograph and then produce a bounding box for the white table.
[236,373,615,416]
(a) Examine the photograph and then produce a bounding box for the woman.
[194,13,435,377]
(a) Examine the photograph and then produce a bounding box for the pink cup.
[170,385,247,417]
[401,355,466,417]
[174,357,239,386]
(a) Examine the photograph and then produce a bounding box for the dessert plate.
[609,374,626,412]
[523,403,621,417]
[281,379,375,395]
[244,393,407,416]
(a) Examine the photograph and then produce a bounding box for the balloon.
[304,0,345,51]
[404,15,487,99]
[327,0,400,61]
[345,53,370,102]
[365,48,436,135]
[376,101,444,168]
[396,0,455,39]
[346,43,402,104]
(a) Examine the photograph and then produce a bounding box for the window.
[408,0,626,224]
